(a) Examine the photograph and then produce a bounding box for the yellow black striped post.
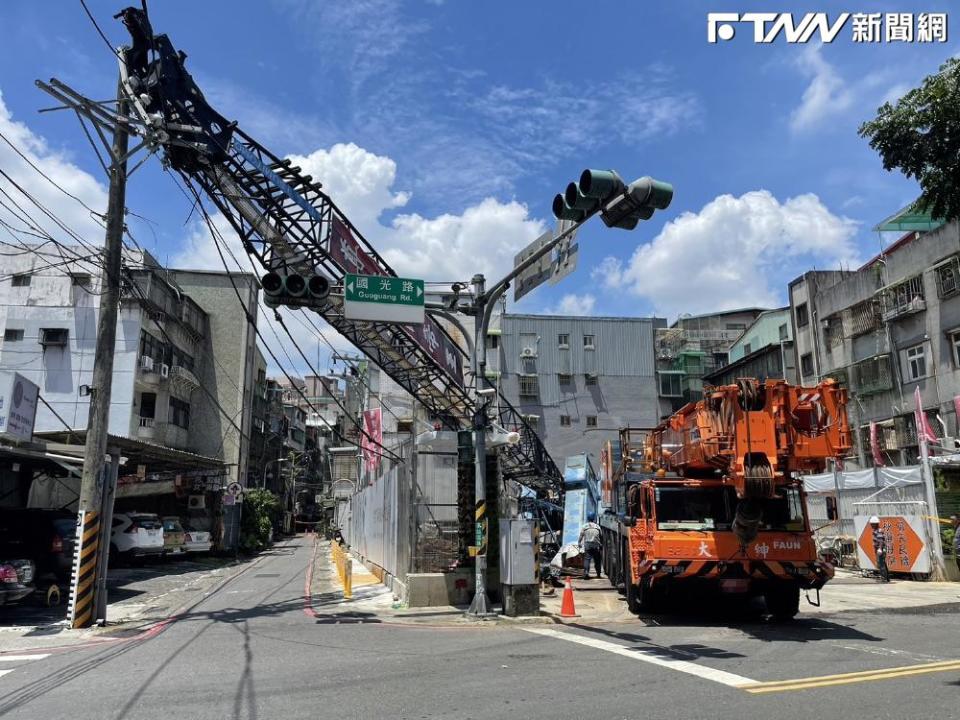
[68,510,101,628]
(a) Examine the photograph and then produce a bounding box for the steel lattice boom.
[83,6,560,492]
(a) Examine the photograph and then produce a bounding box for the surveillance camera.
[476,388,497,396]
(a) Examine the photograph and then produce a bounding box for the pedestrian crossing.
[0,653,50,679]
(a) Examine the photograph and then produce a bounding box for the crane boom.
[88,6,561,491]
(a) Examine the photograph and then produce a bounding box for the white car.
[182,523,213,553]
[110,513,164,561]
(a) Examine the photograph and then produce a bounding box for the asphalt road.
[0,535,957,720]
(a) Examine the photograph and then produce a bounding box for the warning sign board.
[855,515,929,574]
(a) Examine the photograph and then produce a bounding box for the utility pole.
[70,69,130,628]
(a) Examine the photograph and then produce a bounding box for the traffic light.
[551,169,673,230]
[261,271,331,308]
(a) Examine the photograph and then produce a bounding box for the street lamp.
[457,168,673,617]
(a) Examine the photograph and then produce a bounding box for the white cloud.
[790,44,853,133]
[0,92,107,251]
[545,293,596,316]
[596,190,859,319]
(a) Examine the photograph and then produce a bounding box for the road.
[0,535,956,720]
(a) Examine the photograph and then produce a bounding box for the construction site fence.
[340,434,460,582]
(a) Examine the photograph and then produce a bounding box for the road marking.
[0,655,49,662]
[0,671,12,679]
[740,659,960,694]
[522,627,755,688]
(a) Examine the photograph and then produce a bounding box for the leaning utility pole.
[70,69,130,628]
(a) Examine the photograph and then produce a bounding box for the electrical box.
[500,519,536,585]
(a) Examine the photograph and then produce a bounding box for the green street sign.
[343,273,425,324]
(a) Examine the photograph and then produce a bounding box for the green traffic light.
[564,182,600,212]
[552,193,585,221]
[579,169,625,199]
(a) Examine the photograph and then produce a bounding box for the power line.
[79,0,122,59]
[177,173,403,463]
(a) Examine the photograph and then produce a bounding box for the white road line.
[523,627,755,688]
[0,670,13,678]
[0,654,49,662]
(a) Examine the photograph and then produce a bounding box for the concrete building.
[0,245,259,485]
[704,308,797,387]
[656,308,767,409]
[788,219,960,466]
[490,312,667,464]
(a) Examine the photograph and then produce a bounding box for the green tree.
[859,58,960,222]
[240,488,281,553]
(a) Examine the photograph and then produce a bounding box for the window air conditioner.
[520,347,536,358]
[140,355,154,371]
[188,495,205,510]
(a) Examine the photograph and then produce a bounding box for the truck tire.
[765,583,800,620]
[626,578,642,613]
[627,577,662,615]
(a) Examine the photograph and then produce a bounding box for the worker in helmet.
[579,517,603,580]
[869,516,890,583]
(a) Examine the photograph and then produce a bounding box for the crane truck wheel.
[764,582,801,621]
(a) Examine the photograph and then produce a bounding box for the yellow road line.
[740,659,960,693]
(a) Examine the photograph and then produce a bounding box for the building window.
[951,331,960,368]
[902,343,928,382]
[659,372,683,397]
[139,392,157,419]
[70,273,92,287]
[743,343,752,355]
[883,275,925,317]
[519,375,539,398]
[39,328,69,347]
[560,415,571,427]
[486,334,499,349]
[850,300,881,336]
[585,373,598,386]
[936,257,960,299]
[795,303,809,328]
[583,334,595,349]
[778,323,788,340]
[853,354,893,395]
[558,333,569,348]
[168,397,191,429]
[3,329,23,342]
[726,323,746,333]
[558,373,572,385]
[586,415,598,428]
[800,352,814,377]
[11,274,30,287]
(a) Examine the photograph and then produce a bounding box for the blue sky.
[0,1,956,371]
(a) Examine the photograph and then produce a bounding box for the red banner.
[328,216,464,386]
[361,407,383,480]
[870,421,885,467]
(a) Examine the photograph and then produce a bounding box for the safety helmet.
[869,515,880,525]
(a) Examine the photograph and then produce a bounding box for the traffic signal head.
[552,193,585,222]
[600,176,674,230]
[262,271,332,307]
[579,169,625,199]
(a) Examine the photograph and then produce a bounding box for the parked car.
[161,517,186,556]
[110,513,164,562]
[0,559,35,607]
[182,522,213,553]
[0,509,76,583]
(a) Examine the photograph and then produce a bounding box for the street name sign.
[344,273,425,324]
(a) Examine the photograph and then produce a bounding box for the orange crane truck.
[599,378,850,619]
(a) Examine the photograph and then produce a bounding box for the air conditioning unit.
[159,363,170,378]
[140,355,154,371]
[520,347,536,358]
[187,495,205,510]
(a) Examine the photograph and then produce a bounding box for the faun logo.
[773,539,803,550]
[753,542,770,558]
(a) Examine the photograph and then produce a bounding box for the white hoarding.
[0,372,39,442]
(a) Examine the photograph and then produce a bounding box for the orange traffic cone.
[560,577,578,618]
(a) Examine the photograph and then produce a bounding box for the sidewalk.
[308,539,551,626]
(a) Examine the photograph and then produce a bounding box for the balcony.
[136,355,161,386]
[881,296,926,321]
[136,416,160,441]
[169,364,200,393]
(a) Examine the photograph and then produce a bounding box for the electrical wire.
[177,173,402,463]
[79,0,123,59]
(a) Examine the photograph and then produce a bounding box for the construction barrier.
[68,510,100,628]
[330,541,353,600]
